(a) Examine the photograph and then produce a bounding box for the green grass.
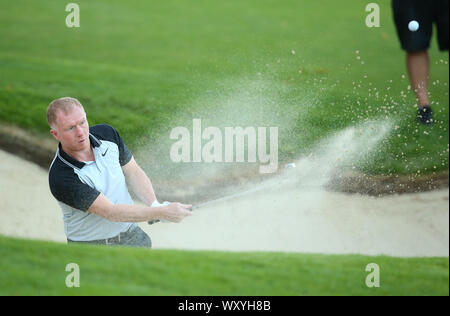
[0,0,448,179]
[0,235,448,296]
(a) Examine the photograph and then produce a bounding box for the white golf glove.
[150,200,170,223]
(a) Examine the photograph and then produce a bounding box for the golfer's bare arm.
[88,156,192,222]
[121,157,157,206]
[88,194,192,223]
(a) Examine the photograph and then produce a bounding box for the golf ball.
[408,20,419,32]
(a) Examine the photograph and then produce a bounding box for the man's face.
[51,106,90,153]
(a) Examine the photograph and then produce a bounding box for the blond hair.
[47,97,84,129]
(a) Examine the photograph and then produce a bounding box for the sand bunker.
[0,149,448,257]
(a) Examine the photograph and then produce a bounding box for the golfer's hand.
[161,203,193,223]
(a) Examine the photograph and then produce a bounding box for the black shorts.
[392,0,449,52]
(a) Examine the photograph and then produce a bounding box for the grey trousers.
[67,224,152,248]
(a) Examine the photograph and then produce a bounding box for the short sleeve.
[91,124,132,166]
[49,169,101,212]
[113,127,133,166]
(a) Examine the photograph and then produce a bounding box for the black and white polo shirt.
[49,124,135,241]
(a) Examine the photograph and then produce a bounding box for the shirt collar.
[57,133,102,170]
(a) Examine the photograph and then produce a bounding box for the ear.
[50,128,59,142]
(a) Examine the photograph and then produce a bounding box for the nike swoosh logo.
[102,148,109,157]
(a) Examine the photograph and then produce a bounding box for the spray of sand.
[287,119,394,186]
[134,76,315,200]
[193,119,394,208]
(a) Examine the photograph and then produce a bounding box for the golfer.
[47,97,192,248]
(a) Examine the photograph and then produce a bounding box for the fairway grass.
[0,0,448,180]
[0,235,448,296]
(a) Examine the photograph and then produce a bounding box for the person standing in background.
[392,0,449,125]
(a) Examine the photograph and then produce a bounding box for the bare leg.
[406,51,430,107]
